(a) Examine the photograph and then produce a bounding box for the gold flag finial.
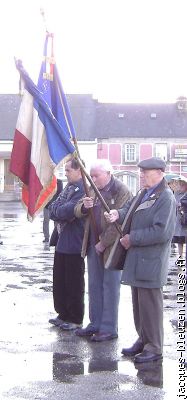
[40,7,48,32]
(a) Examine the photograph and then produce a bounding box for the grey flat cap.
[138,157,166,171]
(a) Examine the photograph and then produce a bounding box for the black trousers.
[53,251,85,324]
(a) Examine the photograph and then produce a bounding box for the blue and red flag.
[10,35,76,220]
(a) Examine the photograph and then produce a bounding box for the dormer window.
[176,96,187,111]
[150,113,157,119]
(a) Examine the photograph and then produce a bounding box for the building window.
[114,172,137,195]
[174,146,187,159]
[125,175,137,195]
[123,144,136,162]
[150,113,157,119]
[155,143,168,161]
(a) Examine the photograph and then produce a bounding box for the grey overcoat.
[118,179,176,288]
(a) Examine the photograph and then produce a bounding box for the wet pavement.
[0,202,186,399]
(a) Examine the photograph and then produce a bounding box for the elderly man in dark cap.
[105,157,176,363]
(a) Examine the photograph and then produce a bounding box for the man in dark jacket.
[48,158,85,330]
[105,157,176,362]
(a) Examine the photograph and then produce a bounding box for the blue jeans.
[86,245,122,335]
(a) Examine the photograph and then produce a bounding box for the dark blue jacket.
[45,179,63,209]
[49,179,85,254]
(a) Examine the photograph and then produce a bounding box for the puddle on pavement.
[0,207,181,398]
[0,350,178,395]
[0,351,136,389]
[53,354,165,388]
[2,214,18,219]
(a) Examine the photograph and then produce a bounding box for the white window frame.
[124,144,136,162]
[155,143,168,161]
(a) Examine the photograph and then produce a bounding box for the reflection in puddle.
[52,353,136,385]
[0,350,178,395]
[135,359,163,388]
[52,353,177,393]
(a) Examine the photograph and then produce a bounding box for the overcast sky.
[0,0,187,103]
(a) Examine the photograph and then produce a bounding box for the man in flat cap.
[105,157,176,363]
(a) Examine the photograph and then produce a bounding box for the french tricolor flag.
[10,57,75,220]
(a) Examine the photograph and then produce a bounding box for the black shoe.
[121,341,144,356]
[0,241,3,245]
[134,350,163,363]
[60,322,82,330]
[49,316,64,326]
[91,332,118,342]
[75,327,98,337]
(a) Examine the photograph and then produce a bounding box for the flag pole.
[48,32,100,241]
[40,11,123,238]
[54,76,101,240]
[74,155,123,236]
[53,71,123,237]
[39,11,101,240]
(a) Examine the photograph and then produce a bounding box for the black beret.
[138,157,166,172]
